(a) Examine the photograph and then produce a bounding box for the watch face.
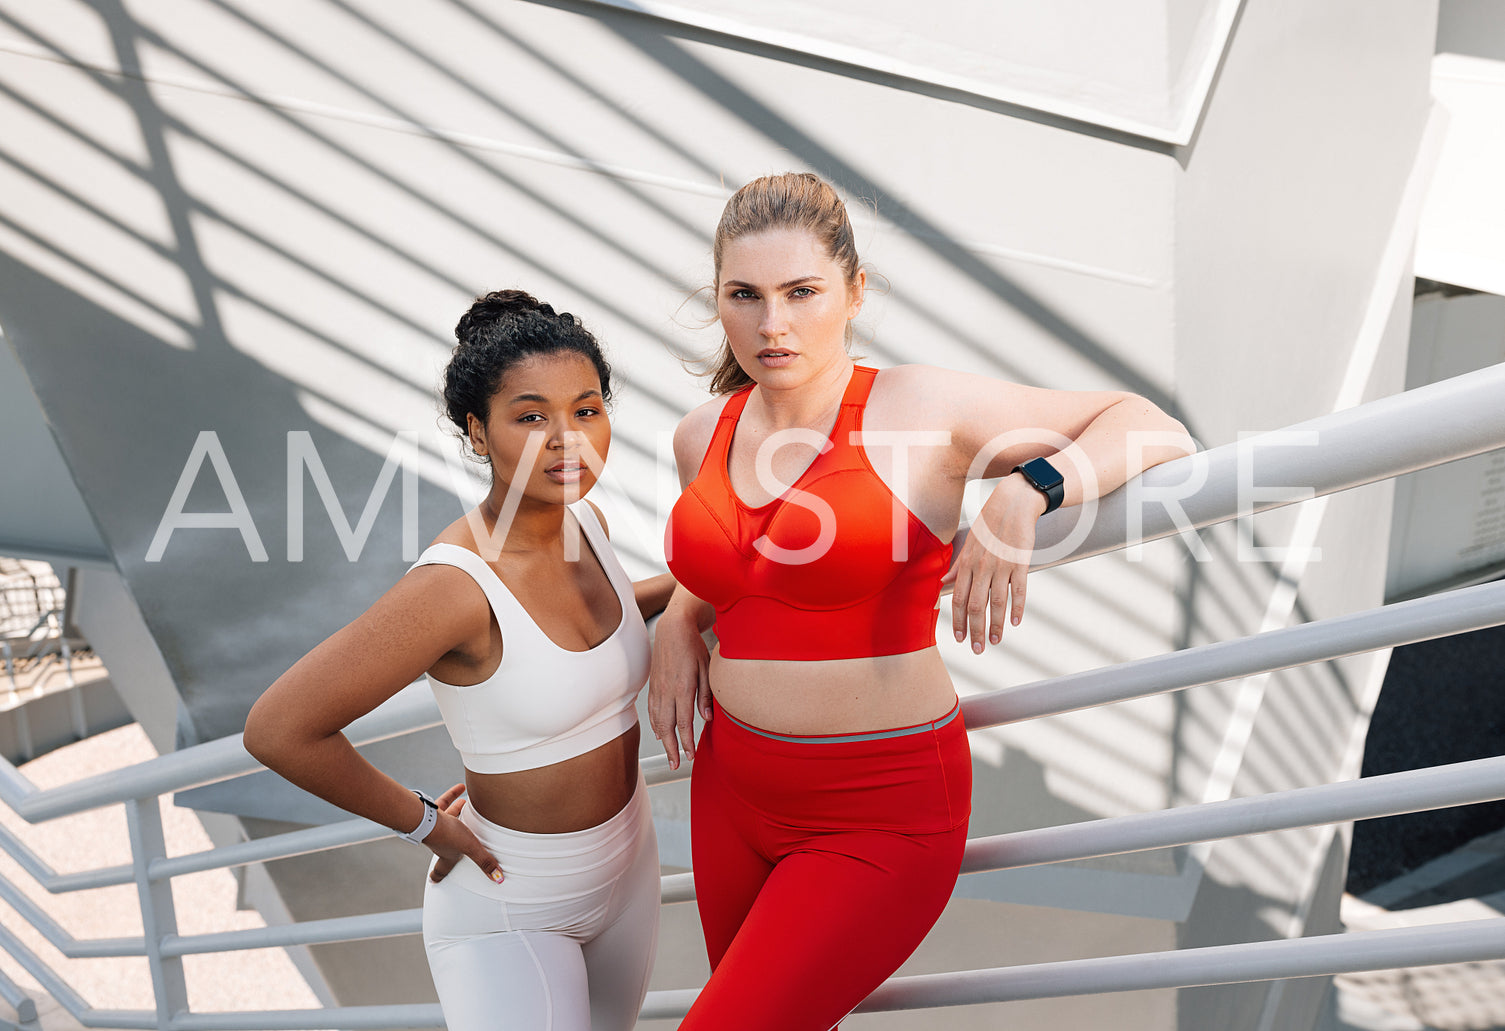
[1023,458,1064,491]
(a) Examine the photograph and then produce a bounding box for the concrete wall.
[1438,0,1505,60]
[0,335,111,567]
[1168,2,1435,1026]
[0,1,1439,1026]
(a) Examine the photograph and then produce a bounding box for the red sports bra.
[666,365,952,661]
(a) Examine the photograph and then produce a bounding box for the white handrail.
[633,920,1505,1020]
[860,918,1505,1013]
[0,687,443,823]
[965,577,1505,729]
[646,576,1505,789]
[166,1007,443,1031]
[147,820,390,882]
[655,753,1505,905]
[0,923,154,1029]
[160,910,422,958]
[963,754,1505,872]
[0,820,133,891]
[1032,359,1505,561]
[16,916,1505,1029]
[0,875,144,956]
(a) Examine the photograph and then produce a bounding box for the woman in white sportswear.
[246,289,674,1031]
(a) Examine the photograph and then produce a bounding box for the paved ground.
[1333,827,1505,1031]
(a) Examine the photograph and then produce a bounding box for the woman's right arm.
[243,567,505,882]
[649,586,714,770]
[647,402,721,770]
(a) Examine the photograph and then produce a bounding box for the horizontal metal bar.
[4,685,443,823]
[168,1006,443,1031]
[18,890,1505,1024]
[0,823,69,887]
[856,918,1505,1011]
[1032,359,1505,564]
[639,989,701,1022]
[149,819,390,881]
[55,938,145,959]
[43,864,136,892]
[0,921,119,1025]
[172,1005,439,1029]
[649,579,1505,792]
[655,754,1505,905]
[964,754,1505,873]
[0,820,133,891]
[142,750,1504,971]
[642,753,683,786]
[160,908,421,957]
[661,871,694,904]
[638,919,1505,1020]
[77,1014,159,1030]
[0,872,145,957]
[964,577,1505,730]
[0,763,36,812]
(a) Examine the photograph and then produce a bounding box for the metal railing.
[2,561,74,699]
[1,362,1503,1028]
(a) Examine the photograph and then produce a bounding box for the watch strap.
[398,790,439,844]
[1013,457,1065,516]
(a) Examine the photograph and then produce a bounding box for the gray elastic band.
[721,703,959,744]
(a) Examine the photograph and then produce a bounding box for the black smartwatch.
[1012,457,1065,515]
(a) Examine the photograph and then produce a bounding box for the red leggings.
[681,698,971,1030]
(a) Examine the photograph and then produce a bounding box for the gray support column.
[127,797,189,1028]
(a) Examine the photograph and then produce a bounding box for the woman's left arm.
[934,369,1195,652]
[634,573,677,621]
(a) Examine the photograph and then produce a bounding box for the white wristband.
[398,790,438,844]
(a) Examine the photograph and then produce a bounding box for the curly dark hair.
[441,290,613,458]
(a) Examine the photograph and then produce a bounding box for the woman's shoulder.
[872,362,1021,391]
[868,363,977,421]
[411,522,503,604]
[677,392,734,435]
[673,393,735,472]
[869,362,1036,416]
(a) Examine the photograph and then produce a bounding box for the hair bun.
[443,288,613,447]
[455,290,560,344]
[479,289,555,317]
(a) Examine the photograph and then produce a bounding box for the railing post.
[0,963,37,1025]
[14,709,31,765]
[126,797,188,1029]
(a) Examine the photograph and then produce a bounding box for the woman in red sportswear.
[652,172,1195,1030]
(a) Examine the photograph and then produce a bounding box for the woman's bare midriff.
[464,723,640,834]
[709,648,956,735]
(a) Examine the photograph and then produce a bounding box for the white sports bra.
[409,503,650,774]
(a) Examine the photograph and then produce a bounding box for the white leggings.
[422,772,660,1031]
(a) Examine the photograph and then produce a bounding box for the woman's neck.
[476,491,569,554]
[753,357,853,430]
